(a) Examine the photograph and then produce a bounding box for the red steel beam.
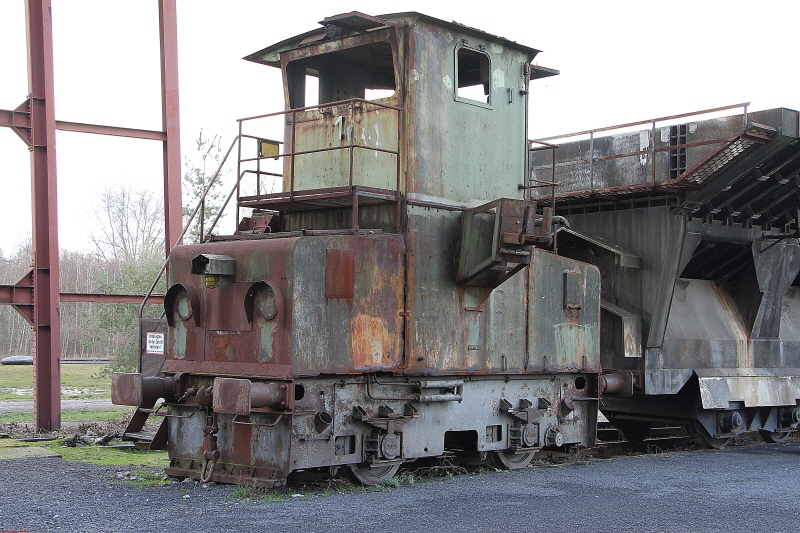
[0,290,165,305]
[26,0,61,431]
[1,4,183,431]
[60,293,165,304]
[0,108,29,129]
[0,290,164,306]
[159,0,183,253]
[0,271,35,325]
[1,109,167,141]
[56,120,166,140]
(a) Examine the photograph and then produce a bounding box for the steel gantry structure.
[0,0,182,430]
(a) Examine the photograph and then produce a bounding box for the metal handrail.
[138,135,240,318]
[235,97,403,231]
[139,98,404,317]
[533,102,750,143]
[526,140,559,253]
[205,170,248,238]
[529,102,750,197]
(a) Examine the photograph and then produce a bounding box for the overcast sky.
[1,0,798,253]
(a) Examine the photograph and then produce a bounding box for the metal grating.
[680,136,760,186]
[238,186,397,212]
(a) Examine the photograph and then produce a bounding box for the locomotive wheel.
[613,420,652,444]
[344,462,400,486]
[684,422,731,449]
[759,429,791,443]
[490,450,535,470]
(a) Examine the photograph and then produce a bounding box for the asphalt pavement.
[1,442,799,533]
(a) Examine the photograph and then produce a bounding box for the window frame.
[454,43,492,109]
[282,33,399,110]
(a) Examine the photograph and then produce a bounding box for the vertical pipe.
[256,140,262,196]
[26,0,61,430]
[551,145,557,254]
[290,110,296,201]
[348,102,355,188]
[523,63,531,202]
[159,0,182,252]
[236,120,243,234]
[589,132,594,193]
[395,106,401,233]
[352,193,359,231]
[349,103,355,230]
[651,120,657,185]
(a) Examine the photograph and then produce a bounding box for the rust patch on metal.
[351,313,393,368]
[326,248,355,299]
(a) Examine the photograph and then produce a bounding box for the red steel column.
[159,0,182,253]
[26,0,61,430]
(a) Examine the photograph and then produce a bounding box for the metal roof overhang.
[243,11,542,67]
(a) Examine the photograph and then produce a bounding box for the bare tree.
[0,241,33,356]
[85,186,166,371]
[0,187,167,363]
[183,130,226,244]
[89,186,165,265]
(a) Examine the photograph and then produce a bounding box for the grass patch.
[0,435,167,467]
[384,472,415,488]
[43,441,168,467]
[0,408,127,425]
[0,363,111,400]
[0,438,33,448]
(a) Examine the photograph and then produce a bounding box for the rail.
[526,139,560,253]
[139,135,239,319]
[234,98,403,232]
[529,102,750,196]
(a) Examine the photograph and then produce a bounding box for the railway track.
[537,425,697,463]
[284,424,706,488]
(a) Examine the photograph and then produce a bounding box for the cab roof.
[243,11,542,67]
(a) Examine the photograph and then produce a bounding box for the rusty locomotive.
[113,11,601,486]
[112,11,800,487]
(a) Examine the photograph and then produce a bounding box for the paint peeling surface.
[289,102,400,192]
[697,374,800,409]
[527,250,601,372]
[492,69,505,88]
[408,18,530,204]
[163,238,296,376]
[292,235,405,374]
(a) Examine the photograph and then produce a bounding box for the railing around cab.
[140,98,404,324]
[526,139,560,253]
[232,98,404,233]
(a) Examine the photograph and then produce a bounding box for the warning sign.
[146,332,165,355]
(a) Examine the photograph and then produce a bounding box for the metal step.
[123,431,154,442]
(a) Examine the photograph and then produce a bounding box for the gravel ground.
[1,442,799,533]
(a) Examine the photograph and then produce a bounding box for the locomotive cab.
[113,11,602,487]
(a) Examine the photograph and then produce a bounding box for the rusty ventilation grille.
[678,122,778,187]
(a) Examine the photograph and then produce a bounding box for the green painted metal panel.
[527,249,601,372]
[405,20,532,206]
